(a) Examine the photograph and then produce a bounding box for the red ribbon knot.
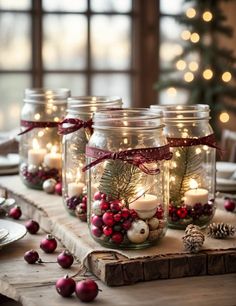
[58,118,93,135]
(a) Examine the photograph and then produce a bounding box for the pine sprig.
[170,146,203,205]
[98,160,142,204]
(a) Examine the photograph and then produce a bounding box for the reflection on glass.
[43,15,87,69]
[44,74,86,96]
[91,16,131,70]
[160,0,183,14]
[0,13,31,69]
[43,0,87,12]
[91,74,130,107]
[0,74,30,131]
[91,0,132,12]
[0,0,31,10]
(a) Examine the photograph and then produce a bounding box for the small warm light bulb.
[167,87,177,96]
[202,11,213,22]
[219,112,230,123]
[190,33,200,43]
[123,137,128,144]
[189,61,199,71]
[38,131,44,137]
[51,145,58,154]
[54,117,59,122]
[170,176,176,182]
[196,148,202,154]
[32,138,40,150]
[222,71,232,82]
[175,151,181,157]
[184,72,194,82]
[186,8,196,18]
[46,142,52,150]
[189,179,198,189]
[181,30,191,40]
[203,69,213,80]
[34,113,41,120]
[176,60,187,70]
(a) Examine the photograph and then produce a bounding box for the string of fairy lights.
[165,6,232,124]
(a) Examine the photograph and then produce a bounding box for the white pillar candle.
[184,188,209,206]
[44,152,62,169]
[68,182,85,198]
[129,194,159,219]
[28,139,46,166]
[184,179,209,206]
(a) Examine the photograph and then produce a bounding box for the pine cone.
[207,222,235,239]
[182,224,205,253]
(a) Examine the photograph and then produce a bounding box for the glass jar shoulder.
[164,121,213,138]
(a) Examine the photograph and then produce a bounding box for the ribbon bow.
[58,118,93,135]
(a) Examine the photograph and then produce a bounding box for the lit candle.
[44,145,62,169]
[129,192,159,219]
[184,179,209,206]
[68,182,85,198]
[28,139,46,167]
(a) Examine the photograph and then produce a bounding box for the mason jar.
[84,109,172,249]
[61,96,122,220]
[19,88,70,189]
[150,104,216,229]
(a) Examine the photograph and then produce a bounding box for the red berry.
[91,225,103,237]
[94,191,102,200]
[224,198,236,212]
[91,215,103,228]
[101,193,107,200]
[25,220,40,234]
[156,206,164,219]
[111,232,123,244]
[102,211,114,226]
[177,207,188,219]
[82,195,87,204]
[56,275,76,297]
[100,199,109,211]
[55,182,62,196]
[24,250,39,264]
[79,202,87,212]
[9,206,22,219]
[103,226,113,236]
[121,208,130,219]
[40,234,57,253]
[130,209,138,219]
[122,219,132,230]
[114,213,122,222]
[57,250,74,269]
[110,200,122,212]
[75,279,99,302]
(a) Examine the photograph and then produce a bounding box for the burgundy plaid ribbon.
[18,120,59,135]
[83,145,172,175]
[167,133,220,149]
[58,118,93,135]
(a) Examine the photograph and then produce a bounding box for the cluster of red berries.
[66,195,87,221]
[91,191,138,245]
[20,164,60,188]
[169,201,214,223]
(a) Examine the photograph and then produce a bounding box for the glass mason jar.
[19,88,70,189]
[61,96,122,220]
[85,109,172,249]
[150,104,216,229]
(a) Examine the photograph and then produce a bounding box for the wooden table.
[0,176,236,306]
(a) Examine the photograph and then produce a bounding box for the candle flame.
[76,168,82,181]
[51,145,58,154]
[32,138,40,150]
[189,179,198,189]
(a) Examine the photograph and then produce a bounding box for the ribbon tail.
[17,127,34,136]
[82,153,111,172]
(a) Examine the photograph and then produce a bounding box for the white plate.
[0,228,9,240]
[216,178,236,192]
[216,162,236,179]
[0,220,27,248]
[0,154,19,169]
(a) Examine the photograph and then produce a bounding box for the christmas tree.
[156,0,236,135]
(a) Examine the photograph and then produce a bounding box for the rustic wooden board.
[0,178,236,287]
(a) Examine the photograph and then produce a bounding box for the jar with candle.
[19,88,70,189]
[61,96,122,220]
[84,109,172,249]
[150,105,216,229]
